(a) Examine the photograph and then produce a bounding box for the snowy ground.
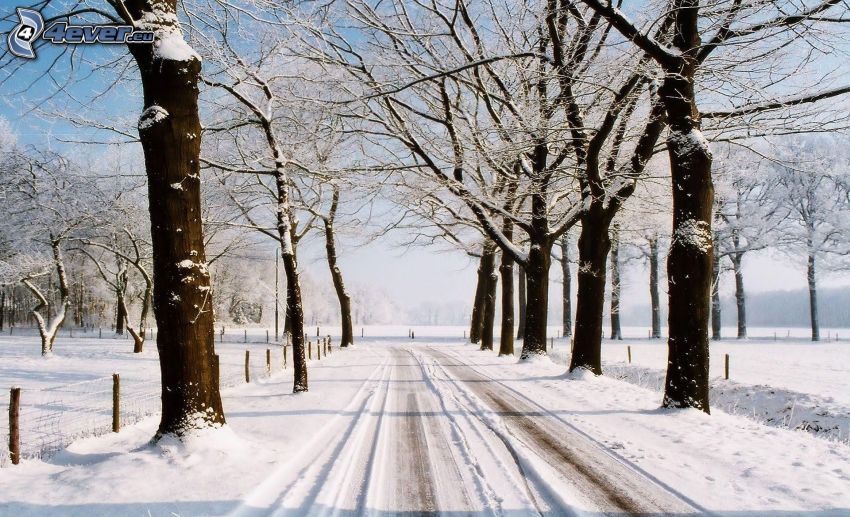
[0,327,849,515]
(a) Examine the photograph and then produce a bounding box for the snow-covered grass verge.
[548,337,850,446]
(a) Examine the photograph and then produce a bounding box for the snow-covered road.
[2,336,850,516]
[228,345,694,516]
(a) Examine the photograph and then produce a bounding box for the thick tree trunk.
[609,228,622,341]
[732,253,747,339]
[649,236,662,338]
[560,235,572,338]
[470,243,496,344]
[660,65,714,412]
[516,267,527,340]
[480,265,498,351]
[129,7,225,435]
[520,243,550,359]
[324,189,354,347]
[711,235,721,340]
[807,251,819,342]
[570,212,612,374]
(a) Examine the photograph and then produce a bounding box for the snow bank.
[605,360,850,444]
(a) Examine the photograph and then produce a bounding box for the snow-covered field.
[0,326,849,515]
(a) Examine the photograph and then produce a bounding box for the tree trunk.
[324,189,354,347]
[570,211,611,374]
[516,267,527,340]
[732,253,747,339]
[115,291,127,336]
[0,290,5,331]
[649,236,662,338]
[499,251,515,356]
[808,251,819,342]
[660,43,714,412]
[481,264,498,351]
[128,6,225,435]
[498,209,515,356]
[520,239,551,359]
[131,284,152,354]
[711,234,721,340]
[609,227,622,341]
[560,235,572,338]
[470,243,496,344]
[23,240,70,356]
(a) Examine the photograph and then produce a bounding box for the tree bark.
[571,210,612,373]
[711,233,721,340]
[128,283,152,354]
[516,267,527,340]
[560,235,572,338]
[0,290,5,331]
[520,242,551,359]
[609,227,622,341]
[324,188,354,347]
[116,294,127,336]
[660,9,714,412]
[649,236,662,338]
[470,243,496,344]
[499,213,515,356]
[128,2,225,435]
[480,263,498,351]
[273,180,307,392]
[732,252,747,339]
[808,251,819,342]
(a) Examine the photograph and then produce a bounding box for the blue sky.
[1,2,846,321]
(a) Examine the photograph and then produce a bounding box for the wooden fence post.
[245,350,250,383]
[317,342,321,361]
[266,329,269,343]
[283,345,288,369]
[724,354,730,380]
[317,326,320,337]
[112,374,120,433]
[9,387,20,465]
[266,348,271,375]
[244,329,247,343]
[99,328,102,339]
[627,346,632,364]
[308,341,312,360]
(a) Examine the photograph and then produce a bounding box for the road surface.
[230,344,697,516]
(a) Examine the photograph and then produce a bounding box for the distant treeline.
[623,287,850,328]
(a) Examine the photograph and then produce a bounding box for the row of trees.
[1,0,848,441]
[555,135,850,344]
[293,0,849,412]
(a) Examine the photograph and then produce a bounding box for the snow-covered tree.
[771,135,850,341]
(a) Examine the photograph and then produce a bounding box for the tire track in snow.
[408,348,544,516]
[425,347,700,516]
[227,348,393,517]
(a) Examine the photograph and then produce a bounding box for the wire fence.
[0,344,297,468]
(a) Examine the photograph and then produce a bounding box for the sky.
[3,4,849,322]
